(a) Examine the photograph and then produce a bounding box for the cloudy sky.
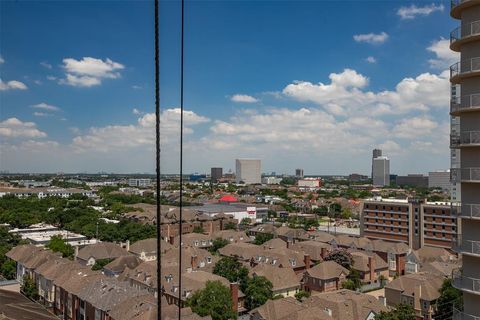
[0,1,457,175]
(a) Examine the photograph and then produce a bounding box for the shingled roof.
[77,242,130,262]
[305,261,349,280]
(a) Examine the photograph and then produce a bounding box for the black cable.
[178,0,185,319]
[154,0,162,318]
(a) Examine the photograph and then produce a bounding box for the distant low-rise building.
[297,178,322,191]
[128,178,152,188]
[428,170,451,191]
[395,174,428,188]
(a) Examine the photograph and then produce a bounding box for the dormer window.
[290,259,296,267]
[201,240,206,245]
[194,241,199,246]
[206,257,212,263]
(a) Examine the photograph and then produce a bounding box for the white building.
[298,178,321,190]
[128,178,152,188]
[235,159,261,184]
[262,176,282,185]
[372,156,390,187]
[428,170,451,191]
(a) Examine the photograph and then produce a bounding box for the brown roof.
[119,261,157,289]
[129,238,158,255]
[249,264,300,292]
[305,261,349,280]
[290,241,331,261]
[5,244,41,263]
[251,289,388,320]
[262,238,287,250]
[0,289,58,320]
[385,272,444,301]
[104,255,142,274]
[211,230,249,243]
[350,251,388,272]
[77,242,130,261]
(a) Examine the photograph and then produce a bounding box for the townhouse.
[302,261,349,293]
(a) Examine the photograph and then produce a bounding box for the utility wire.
[178,0,185,319]
[154,0,162,318]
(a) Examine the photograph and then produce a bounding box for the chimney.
[414,285,422,311]
[320,247,327,259]
[368,256,375,282]
[169,236,174,246]
[304,254,311,269]
[209,221,213,235]
[191,255,198,269]
[287,240,292,249]
[74,246,79,261]
[126,240,130,251]
[230,282,239,313]
[378,296,387,307]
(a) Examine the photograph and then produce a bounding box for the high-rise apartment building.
[371,149,382,179]
[372,156,390,187]
[361,197,458,250]
[450,1,480,316]
[211,167,223,182]
[428,170,451,191]
[295,168,304,178]
[235,159,261,184]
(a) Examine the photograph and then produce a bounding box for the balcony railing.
[453,307,480,320]
[451,20,480,45]
[451,131,480,147]
[454,203,480,219]
[451,58,480,79]
[453,269,480,294]
[453,237,480,256]
[451,168,480,182]
[451,93,480,114]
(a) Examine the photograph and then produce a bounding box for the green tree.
[294,290,310,301]
[46,235,74,259]
[323,250,353,269]
[375,304,415,320]
[240,218,252,225]
[209,238,229,254]
[280,177,296,185]
[433,278,463,319]
[193,226,205,234]
[186,280,237,320]
[244,276,273,310]
[21,275,38,300]
[91,258,114,271]
[213,257,249,290]
[224,222,237,230]
[346,269,362,290]
[254,233,274,245]
[0,260,16,280]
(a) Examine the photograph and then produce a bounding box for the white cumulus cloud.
[0,79,28,91]
[427,38,459,69]
[0,118,47,138]
[397,3,444,20]
[60,57,124,87]
[353,32,388,44]
[31,103,60,112]
[282,68,449,116]
[366,56,377,63]
[231,94,259,103]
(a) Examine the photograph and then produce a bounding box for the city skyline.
[1,1,456,174]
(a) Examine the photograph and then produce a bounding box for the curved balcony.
[451,93,480,115]
[451,0,480,19]
[451,131,480,148]
[453,237,480,256]
[450,58,480,84]
[451,20,480,51]
[453,307,480,320]
[451,168,480,183]
[453,269,480,295]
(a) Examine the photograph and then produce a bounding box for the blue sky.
[0,0,457,175]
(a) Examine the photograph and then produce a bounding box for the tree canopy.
[244,276,273,310]
[186,280,237,320]
[213,257,249,290]
[46,235,74,259]
[433,278,463,319]
[254,233,274,245]
[375,304,415,320]
[323,249,353,269]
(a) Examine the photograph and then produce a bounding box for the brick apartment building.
[361,197,459,250]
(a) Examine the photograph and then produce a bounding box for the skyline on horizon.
[1,1,456,175]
